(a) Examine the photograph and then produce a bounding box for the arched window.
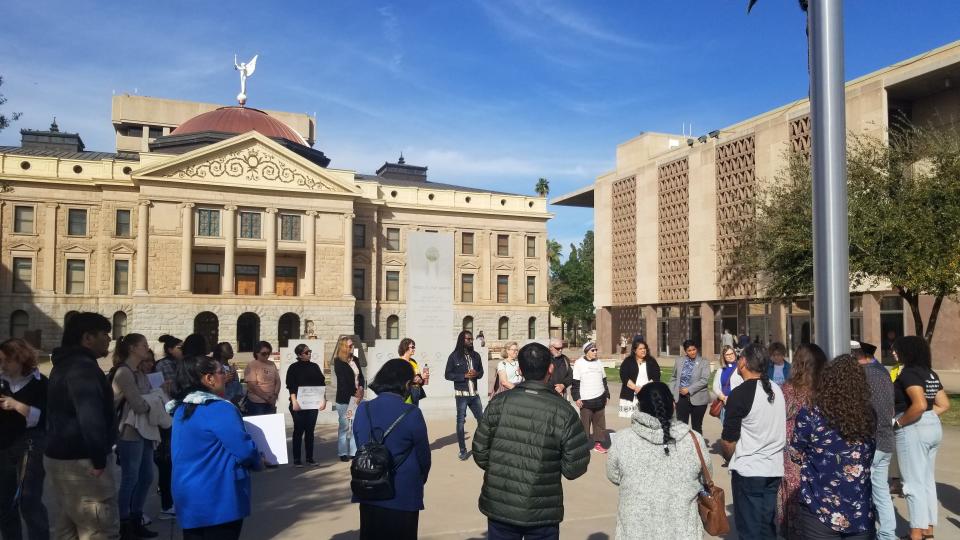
[462,316,474,334]
[236,313,260,353]
[278,313,300,348]
[528,317,537,340]
[386,315,400,340]
[498,316,509,340]
[10,310,28,338]
[194,312,219,349]
[354,314,365,341]
[112,311,128,340]
[64,310,79,328]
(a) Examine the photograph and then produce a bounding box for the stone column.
[700,301,716,363]
[134,200,150,295]
[482,231,494,301]
[342,213,355,298]
[42,203,58,293]
[179,203,194,293]
[223,205,237,294]
[264,208,278,296]
[304,211,317,296]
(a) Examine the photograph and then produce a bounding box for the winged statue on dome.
[234,54,258,106]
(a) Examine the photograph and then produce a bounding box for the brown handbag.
[708,397,724,418]
[690,430,730,536]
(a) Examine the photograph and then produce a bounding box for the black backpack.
[350,405,412,501]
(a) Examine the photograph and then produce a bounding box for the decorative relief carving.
[716,135,757,298]
[790,115,811,157]
[611,176,637,305]
[658,158,689,302]
[171,147,327,190]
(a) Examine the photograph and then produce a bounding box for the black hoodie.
[44,346,116,469]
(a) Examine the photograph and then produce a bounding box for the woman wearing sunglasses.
[242,342,279,416]
[286,344,326,467]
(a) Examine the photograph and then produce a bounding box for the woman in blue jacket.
[168,355,262,540]
[353,358,431,540]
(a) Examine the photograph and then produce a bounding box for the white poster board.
[296,386,326,410]
[147,372,165,390]
[243,413,289,465]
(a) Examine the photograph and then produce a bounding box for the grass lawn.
[605,366,674,383]
[943,394,960,427]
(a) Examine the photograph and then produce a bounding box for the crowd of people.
[0,313,952,540]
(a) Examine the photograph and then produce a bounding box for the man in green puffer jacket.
[472,342,591,539]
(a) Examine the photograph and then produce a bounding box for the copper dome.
[171,107,307,146]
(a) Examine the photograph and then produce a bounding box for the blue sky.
[2,1,958,256]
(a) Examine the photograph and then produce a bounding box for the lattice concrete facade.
[611,176,637,305]
[715,135,757,299]
[657,158,689,302]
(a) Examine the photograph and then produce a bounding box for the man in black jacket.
[44,312,120,539]
[445,330,484,461]
[547,338,573,398]
[473,342,590,539]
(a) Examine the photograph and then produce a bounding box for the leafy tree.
[535,177,550,197]
[0,75,19,193]
[549,231,594,344]
[734,124,960,344]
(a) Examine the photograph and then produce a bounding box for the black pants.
[290,408,319,463]
[0,433,49,540]
[488,518,559,540]
[676,394,707,434]
[154,427,174,511]
[359,504,418,540]
[182,519,243,540]
[731,472,780,540]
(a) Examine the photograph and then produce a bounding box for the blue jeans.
[896,410,942,529]
[244,400,276,416]
[116,436,154,520]
[0,433,49,540]
[872,449,896,540]
[731,471,780,540]
[337,403,357,457]
[456,395,484,453]
[488,518,559,540]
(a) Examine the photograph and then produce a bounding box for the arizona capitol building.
[554,40,960,370]
[0,93,551,360]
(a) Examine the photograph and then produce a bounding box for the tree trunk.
[924,295,944,345]
[896,287,925,338]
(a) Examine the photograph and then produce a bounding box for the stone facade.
[0,97,551,360]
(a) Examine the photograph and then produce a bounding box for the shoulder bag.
[690,430,730,535]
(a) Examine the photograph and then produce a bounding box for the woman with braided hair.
[607,381,711,539]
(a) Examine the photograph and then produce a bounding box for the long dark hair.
[815,355,874,442]
[892,335,931,370]
[369,358,414,396]
[742,343,774,403]
[637,382,675,455]
[625,336,653,364]
[453,330,473,357]
[173,356,223,420]
[788,343,827,395]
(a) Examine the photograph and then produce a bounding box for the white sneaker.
[159,507,176,520]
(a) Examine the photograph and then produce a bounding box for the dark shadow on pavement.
[430,433,460,451]
[329,530,360,540]
[937,482,960,516]
[586,533,610,540]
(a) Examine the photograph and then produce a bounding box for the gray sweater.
[607,412,711,540]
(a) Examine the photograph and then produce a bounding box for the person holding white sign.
[286,344,326,467]
[169,356,263,540]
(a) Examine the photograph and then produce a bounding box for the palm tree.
[535,177,550,197]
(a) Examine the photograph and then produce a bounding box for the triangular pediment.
[63,244,92,254]
[525,264,539,272]
[8,242,38,252]
[459,262,480,270]
[353,252,371,264]
[382,258,406,267]
[134,132,360,196]
[494,262,515,271]
[110,244,136,255]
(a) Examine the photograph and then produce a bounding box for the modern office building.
[554,40,960,369]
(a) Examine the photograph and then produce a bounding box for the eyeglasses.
[409,345,416,349]
[588,348,598,353]
[303,350,312,354]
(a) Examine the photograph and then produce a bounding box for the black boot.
[120,519,138,540]
[130,514,159,538]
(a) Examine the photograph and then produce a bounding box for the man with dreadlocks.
[721,343,786,540]
[445,330,485,461]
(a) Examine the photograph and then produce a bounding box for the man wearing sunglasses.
[547,339,573,399]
